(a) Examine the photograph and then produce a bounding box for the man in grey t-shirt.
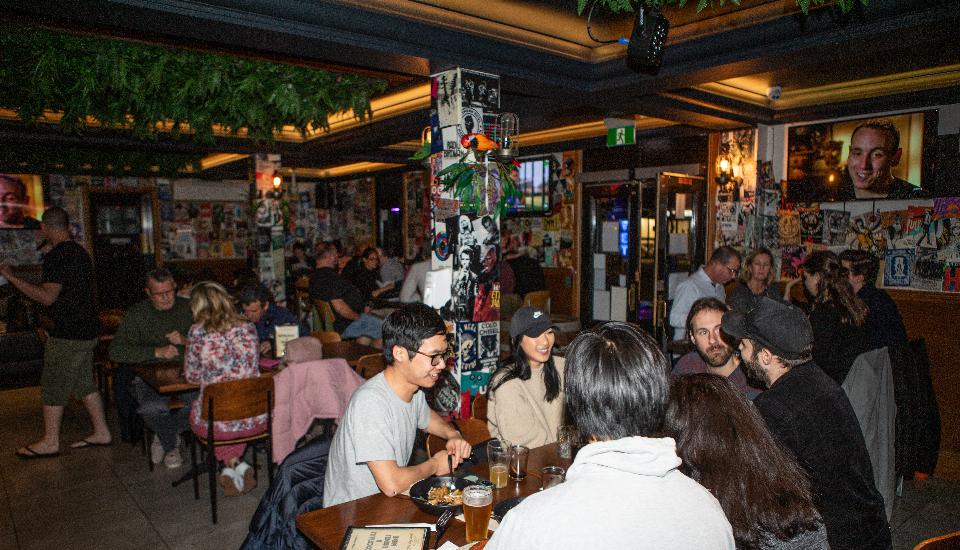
[323,304,472,507]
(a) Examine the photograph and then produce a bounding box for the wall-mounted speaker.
[626,6,669,75]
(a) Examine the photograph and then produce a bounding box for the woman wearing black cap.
[487,306,565,447]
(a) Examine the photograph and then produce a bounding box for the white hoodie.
[486,436,735,550]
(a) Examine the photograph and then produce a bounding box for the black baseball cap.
[509,306,555,339]
[720,297,812,360]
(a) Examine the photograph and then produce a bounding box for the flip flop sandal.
[235,462,257,494]
[16,446,61,460]
[219,467,242,497]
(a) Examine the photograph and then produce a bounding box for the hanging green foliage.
[0,27,387,144]
[0,144,200,177]
[435,153,522,219]
[577,0,869,15]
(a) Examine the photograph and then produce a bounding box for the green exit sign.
[606,126,635,147]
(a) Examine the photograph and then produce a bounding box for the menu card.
[339,526,429,550]
[274,324,299,358]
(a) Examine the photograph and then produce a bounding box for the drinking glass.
[462,484,493,542]
[508,444,529,480]
[557,425,579,459]
[541,465,566,490]
[487,439,510,489]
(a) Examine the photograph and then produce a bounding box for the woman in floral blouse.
[184,281,263,495]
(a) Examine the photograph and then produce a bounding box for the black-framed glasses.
[412,350,451,366]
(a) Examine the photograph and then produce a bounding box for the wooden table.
[134,341,378,393]
[297,442,572,549]
[133,361,195,394]
[322,341,380,368]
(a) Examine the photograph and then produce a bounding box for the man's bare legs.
[17,392,111,455]
[71,391,112,446]
[17,404,64,455]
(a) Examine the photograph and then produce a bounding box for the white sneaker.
[163,448,183,469]
[150,436,164,465]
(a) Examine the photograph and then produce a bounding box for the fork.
[434,509,454,549]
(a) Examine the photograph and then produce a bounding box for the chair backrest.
[311,331,341,344]
[523,290,551,313]
[201,377,274,422]
[356,353,386,379]
[914,531,960,550]
[426,418,491,456]
[313,300,336,332]
[471,393,488,422]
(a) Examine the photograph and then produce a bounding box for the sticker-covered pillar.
[428,68,503,418]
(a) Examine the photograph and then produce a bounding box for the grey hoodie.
[487,436,735,550]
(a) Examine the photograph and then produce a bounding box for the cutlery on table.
[434,509,453,548]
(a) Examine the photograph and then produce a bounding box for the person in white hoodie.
[486,322,735,550]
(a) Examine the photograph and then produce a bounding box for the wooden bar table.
[133,341,377,394]
[322,341,380,368]
[297,443,571,549]
[133,361,195,394]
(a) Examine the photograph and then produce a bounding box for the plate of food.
[409,476,471,515]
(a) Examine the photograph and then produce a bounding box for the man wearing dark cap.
[721,297,890,550]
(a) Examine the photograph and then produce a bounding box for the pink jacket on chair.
[271,358,364,463]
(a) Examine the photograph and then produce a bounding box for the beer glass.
[508,444,529,480]
[557,425,579,459]
[462,484,493,542]
[487,439,509,489]
[541,465,566,490]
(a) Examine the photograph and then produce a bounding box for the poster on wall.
[798,204,823,244]
[884,249,915,287]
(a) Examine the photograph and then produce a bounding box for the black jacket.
[241,437,331,550]
[755,362,891,550]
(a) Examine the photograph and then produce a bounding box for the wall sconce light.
[271,174,283,199]
[715,156,741,199]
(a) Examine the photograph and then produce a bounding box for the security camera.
[767,86,782,102]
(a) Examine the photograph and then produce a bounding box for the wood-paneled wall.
[888,290,960,475]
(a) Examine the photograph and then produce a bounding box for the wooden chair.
[471,393,488,422]
[355,353,386,379]
[311,331,342,344]
[523,290,551,313]
[94,308,125,405]
[914,531,960,549]
[312,300,336,332]
[425,418,491,456]
[190,377,274,524]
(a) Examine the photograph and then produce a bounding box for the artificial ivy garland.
[0,27,386,144]
[578,0,869,15]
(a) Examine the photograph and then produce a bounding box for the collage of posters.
[722,190,960,292]
[430,67,506,415]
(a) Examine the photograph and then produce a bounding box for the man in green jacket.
[109,268,194,467]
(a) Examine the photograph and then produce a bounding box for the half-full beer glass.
[462,484,493,542]
[487,439,510,488]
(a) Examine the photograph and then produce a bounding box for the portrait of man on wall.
[0,174,42,229]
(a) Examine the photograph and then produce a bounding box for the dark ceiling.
[0,0,957,177]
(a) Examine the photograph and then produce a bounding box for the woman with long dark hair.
[664,374,827,550]
[801,250,871,384]
[487,306,564,447]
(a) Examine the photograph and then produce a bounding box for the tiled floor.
[0,387,264,550]
[1,385,959,550]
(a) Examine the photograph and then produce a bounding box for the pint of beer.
[462,485,493,542]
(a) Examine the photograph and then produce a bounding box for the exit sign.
[606,126,635,147]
